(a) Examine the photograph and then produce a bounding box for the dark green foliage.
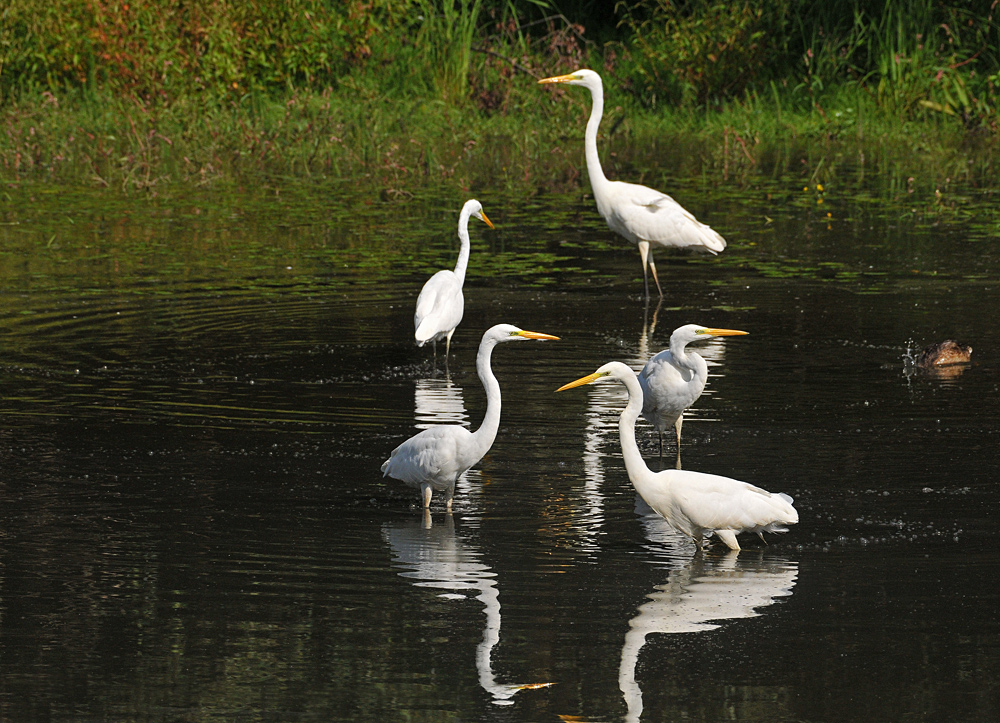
[0,0,997,188]
[617,0,1000,124]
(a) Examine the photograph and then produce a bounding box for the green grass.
[1,0,997,194]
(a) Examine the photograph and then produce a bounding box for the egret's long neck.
[584,80,610,194]
[669,337,707,378]
[617,372,657,495]
[669,337,696,370]
[470,338,502,458]
[453,209,473,285]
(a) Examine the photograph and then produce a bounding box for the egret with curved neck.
[639,324,748,459]
[539,69,726,299]
[383,324,558,510]
[414,199,494,358]
[557,362,797,551]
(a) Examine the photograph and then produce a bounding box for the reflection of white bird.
[383,324,559,510]
[382,512,554,704]
[557,362,797,551]
[619,552,798,722]
[639,325,748,457]
[413,375,469,430]
[414,199,494,357]
[538,69,726,299]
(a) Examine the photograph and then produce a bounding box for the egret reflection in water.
[413,374,469,430]
[618,518,798,722]
[382,513,554,705]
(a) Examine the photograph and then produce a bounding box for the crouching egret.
[383,324,559,509]
[538,69,726,299]
[414,199,494,357]
[639,325,748,458]
[557,362,797,551]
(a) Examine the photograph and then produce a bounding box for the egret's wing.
[414,271,464,342]
[612,182,726,254]
[382,425,473,485]
[415,271,455,326]
[671,470,798,532]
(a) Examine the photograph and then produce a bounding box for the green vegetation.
[1,0,998,192]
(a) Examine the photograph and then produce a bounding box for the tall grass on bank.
[1,0,998,193]
[415,0,484,103]
[617,0,1000,122]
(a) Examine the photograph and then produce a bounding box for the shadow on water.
[0,168,998,720]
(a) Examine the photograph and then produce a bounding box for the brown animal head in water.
[915,340,973,368]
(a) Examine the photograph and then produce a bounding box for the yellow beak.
[538,73,577,85]
[556,371,605,392]
[703,328,749,337]
[479,211,495,229]
[518,330,560,341]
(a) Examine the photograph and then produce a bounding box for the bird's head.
[463,199,495,229]
[556,361,633,392]
[538,68,602,90]
[674,324,749,345]
[486,324,559,344]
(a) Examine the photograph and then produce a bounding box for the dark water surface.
[1,174,999,721]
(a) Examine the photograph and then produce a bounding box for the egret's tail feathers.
[414,320,436,345]
[777,492,794,505]
[701,228,727,255]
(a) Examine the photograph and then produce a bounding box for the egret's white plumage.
[414,199,494,357]
[383,324,558,509]
[539,69,726,298]
[638,324,748,456]
[557,362,797,551]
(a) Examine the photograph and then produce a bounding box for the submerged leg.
[715,529,741,551]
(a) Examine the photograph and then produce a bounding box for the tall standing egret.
[538,69,726,299]
[414,199,494,358]
[383,324,559,510]
[639,324,748,458]
[557,362,797,551]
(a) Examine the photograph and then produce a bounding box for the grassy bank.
[1,1,998,195]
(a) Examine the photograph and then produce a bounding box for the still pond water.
[1,167,999,721]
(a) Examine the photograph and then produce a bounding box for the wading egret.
[538,69,726,299]
[557,362,797,551]
[383,324,559,509]
[414,199,494,357]
[639,325,748,457]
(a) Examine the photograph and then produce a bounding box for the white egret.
[538,69,726,298]
[383,324,559,509]
[639,324,748,458]
[557,362,797,551]
[414,199,494,357]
